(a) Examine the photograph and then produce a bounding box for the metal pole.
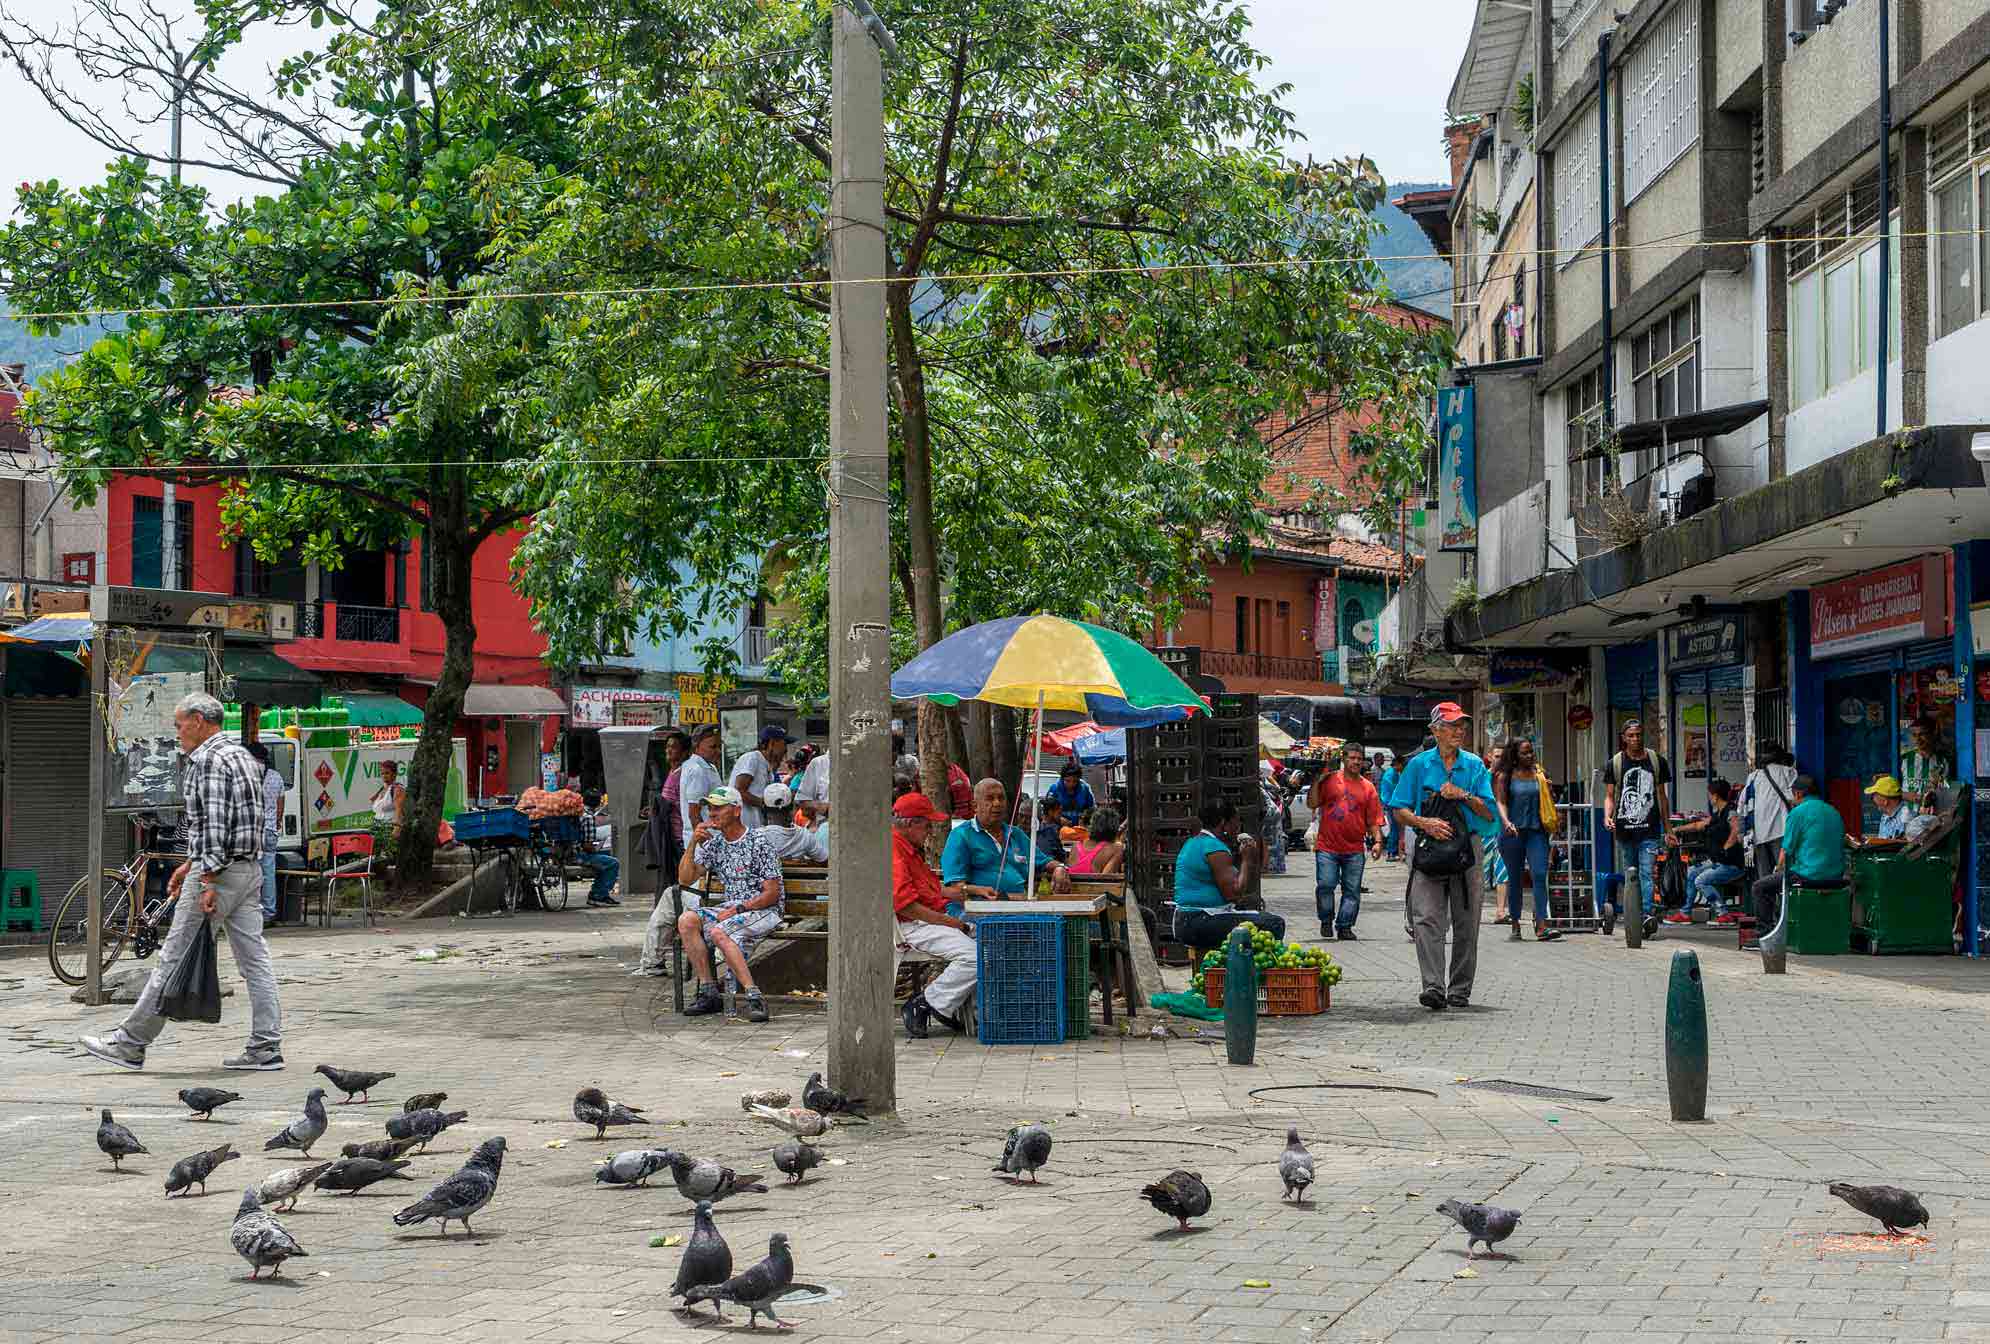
[826,0,896,1112]
[169,51,186,186]
[1597,31,1615,433]
[85,625,106,1006]
[1876,0,1891,437]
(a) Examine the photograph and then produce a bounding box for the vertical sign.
[1437,385,1478,552]
[1315,574,1336,650]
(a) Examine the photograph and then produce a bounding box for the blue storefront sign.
[1437,385,1478,553]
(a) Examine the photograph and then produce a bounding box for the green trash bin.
[1787,882,1851,956]
[1850,847,1957,955]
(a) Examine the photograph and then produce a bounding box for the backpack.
[1411,791,1474,878]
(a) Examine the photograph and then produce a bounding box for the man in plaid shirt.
[82,692,285,1072]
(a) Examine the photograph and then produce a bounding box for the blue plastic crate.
[532,815,584,845]
[974,914,1065,1046]
[453,807,530,844]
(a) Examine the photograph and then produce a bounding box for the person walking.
[1740,741,1797,892]
[1308,743,1384,940]
[81,693,283,1072]
[1492,738,1561,943]
[1374,753,1402,860]
[1601,719,1672,941]
[247,742,285,921]
[1388,704,1497,1011]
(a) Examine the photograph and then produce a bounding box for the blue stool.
[0,869,41,933]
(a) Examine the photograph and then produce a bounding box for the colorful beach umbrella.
[890,615,1201,728]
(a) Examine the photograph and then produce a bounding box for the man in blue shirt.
[1388,703,1498,1012]
[1045,764,1095,822]
[941,778,1071,897]
[1374,753,1402,860]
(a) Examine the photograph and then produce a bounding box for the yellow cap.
[1864,775,1902,797]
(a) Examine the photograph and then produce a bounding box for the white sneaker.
[222,1050,285,1071]
[79,1035,144,1071]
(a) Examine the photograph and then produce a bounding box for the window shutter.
[131,496,163,589]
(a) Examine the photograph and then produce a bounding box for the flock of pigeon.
[88,1061,1936,1318]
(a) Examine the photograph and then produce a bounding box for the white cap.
[764,782,793,810]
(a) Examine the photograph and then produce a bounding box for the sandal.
[1508,923,1522,941]
[1533,921,1562,942]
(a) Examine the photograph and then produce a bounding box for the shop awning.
[342,692,426,727]
[223,646,322,709]
[462,683,568,718]
[1575,399,1770,461]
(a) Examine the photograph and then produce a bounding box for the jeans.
[1687,860,1746,913]
[259,849,279,919]
[1173,905,1286,954]
[1614,836,1660,918]
[1384,816,1401,858]
[1499,828,1550,924]
[1314,850,1366,932]
[110,862,281,1054]
[583,852,620,901]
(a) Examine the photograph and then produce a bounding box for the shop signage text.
[571,685,679,727]
[1489,652,1581,691]
[1436,385,1478,552]
[1665,614,1747,673]
[1809,555,1952,660]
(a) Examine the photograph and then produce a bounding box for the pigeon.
[314,1156,416,1194]
[749,1104,829,1138]
[404,1091,448,1113]
[262,1088,328,1158]
[1140,1170,1212,1231]
[740,1089,791,1112]
[801,1072,866,1117]
[314,1064,396,1104]
[231,1186,308,1279]
[393,1135,506,1236]
[343,1135,422,1162]
[256,1163,334,1213]
[178,1087,242,1120]
[1828,1183,1931,1236]
[682,1231,797,1330]
[663,1150,769,1204]
[386,1108,469,1152]
[993,1123,1052,1182]
[595,1149,671,1188]
[164,1142,239,1197]
[1279,1127,1315,1203]
[573,1086,646,1140]
[1436,1198,1522,1259]
[772,1140,824,1185]
[96,1109,147,1171]
[670,1200,735,1318]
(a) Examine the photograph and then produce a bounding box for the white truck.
[264,733,469,857]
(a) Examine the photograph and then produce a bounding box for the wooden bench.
[670,863,829,1013]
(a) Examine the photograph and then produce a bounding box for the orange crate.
[1201,966,1329,1015]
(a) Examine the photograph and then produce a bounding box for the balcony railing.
[740,625,776,668]
[332,602,401,644]
[1202,649,1326,683]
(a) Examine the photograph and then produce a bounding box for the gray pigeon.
[595,1149,671,1188]
[314,1064,396,1104]
[1436,1198,1522,1259]
[178,1087,242,1120]
[164,1141,239,1197]
[404,1091,448,1113]
[256,1163,334,1213]
[314,1156,416,1194]
[230,1186,307,1279]
[1828,1183,1930,1236]
[343,1135,422,1162]
[573,1086,646,1140]
[670,1200,735,1318]
[1279,1127,1315,1203]
[748,1104,829,1138]
[393,1135,505,1236]
[386,1107,469,1152]
[801,1072,866,1117]
[772,1140,823,1185]
[993,1123,1052,1182]
[262,1088,328,1157]
[96,1108,147,1170]
[683,1231,797,1330]
[1141,1170,1211,1231]
[663,1150,769,1204]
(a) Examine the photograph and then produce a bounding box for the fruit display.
[517,786,586,819]
[1190,927,1342,994]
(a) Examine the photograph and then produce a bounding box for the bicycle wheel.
[48,873,135,987]
[539,848,570,910]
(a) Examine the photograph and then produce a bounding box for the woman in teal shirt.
[1172,800,1285,952]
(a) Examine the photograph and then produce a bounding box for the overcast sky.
[0,1,1471,206]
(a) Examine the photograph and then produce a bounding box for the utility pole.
[826,0,896,1113]
[1876,0,1891,438]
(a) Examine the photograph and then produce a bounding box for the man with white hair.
[81,691,283,1071]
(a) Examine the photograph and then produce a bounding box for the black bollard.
[1664,948,1708,1121]
[1223,925,1258,1066]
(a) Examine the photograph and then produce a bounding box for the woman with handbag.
[1492,738,1562,943]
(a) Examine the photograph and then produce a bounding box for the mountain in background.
[0,303,115,382]
[1370,179,1452,319]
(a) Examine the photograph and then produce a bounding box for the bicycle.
[48,813,186,987]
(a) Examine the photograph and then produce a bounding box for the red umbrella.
[1035,720,1110,756]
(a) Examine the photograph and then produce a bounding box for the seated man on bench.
[674,786,784,1023]
[892,793,974,1038]
[1749,772,1845,937]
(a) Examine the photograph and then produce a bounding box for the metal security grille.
[1461,1078,1614,1102]
[5,698,128,907]
[1622,0,1700,203]
[1553,100,1600,269]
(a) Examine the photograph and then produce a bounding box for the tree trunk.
[398,471,475,886]
[886,282,952,818]
[990,704,1021,808]
[965,700,993,782]
[944,704,968,779]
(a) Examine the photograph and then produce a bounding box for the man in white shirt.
[794,751,831,815]
[755,782,830,862]
[732,725,791,831]
[676,726,724,841]
[1741,741,1798,882]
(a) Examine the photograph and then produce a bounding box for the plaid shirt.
[183,733,266,875]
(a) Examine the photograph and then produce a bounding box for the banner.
[1488,652,1581,692]
[1436,385,1478,552]
[1314,574,1336,650]
[1809,555,1952,660]
[571,685,679,727]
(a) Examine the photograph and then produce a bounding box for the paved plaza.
[5,860,1990,1343]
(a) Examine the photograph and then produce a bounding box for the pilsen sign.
[1808,554,1953,660]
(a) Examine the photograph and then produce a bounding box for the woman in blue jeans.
[1492,738,1561,942]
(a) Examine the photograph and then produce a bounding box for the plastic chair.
[0,868,39,932]
[319,832,376,927]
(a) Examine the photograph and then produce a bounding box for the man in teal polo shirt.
[941,778,1071,897]
[1389,702,1499,1012]
[1751,774,1845,923]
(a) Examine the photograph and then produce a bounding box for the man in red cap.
[1386,702,1498,1012]
[892,792,976,1038]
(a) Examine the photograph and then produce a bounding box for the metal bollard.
[1223,925,1258,1066]
[1758,873,1788,974]
[1664,948,1708,1121]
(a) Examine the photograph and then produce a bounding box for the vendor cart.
[1547,803,1602,932]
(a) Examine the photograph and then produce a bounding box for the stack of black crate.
[1128,689,1261,958]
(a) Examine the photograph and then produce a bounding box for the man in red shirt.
[1307,741,1386,941]
[893,793,976,1038]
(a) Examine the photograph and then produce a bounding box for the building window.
[1234,595,1250,652]
[1565,365,1610,504]
[1631,296,1700,422]
[1622,1,1700,203]
[1785,183,1899,409]
[1928,95,1990,342]
[419,542,435,612]
[1552,101,1601,268]
[130,496,192,591]
[1553,0,1604,48]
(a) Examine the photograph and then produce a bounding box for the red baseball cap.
[893,793,946,821]
[1429,701,1471,725]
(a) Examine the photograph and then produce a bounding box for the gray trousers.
[640,885,681,971]
[111,861,281,1053]
[1406,837,1484,1000]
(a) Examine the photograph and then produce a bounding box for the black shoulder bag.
[1411,788,1474,878]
